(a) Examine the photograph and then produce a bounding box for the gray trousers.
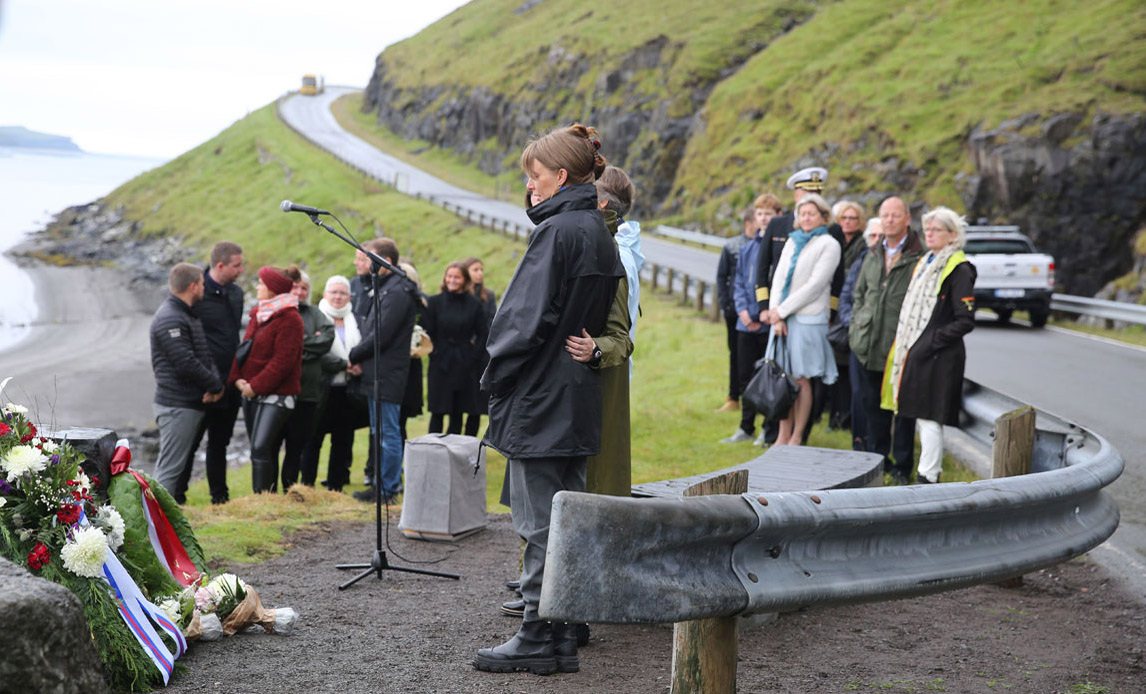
[508,456,587,623]
[152,403,206,499]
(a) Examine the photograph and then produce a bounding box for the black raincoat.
[481,183,624,459]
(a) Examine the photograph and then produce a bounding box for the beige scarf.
[887,245,957,404]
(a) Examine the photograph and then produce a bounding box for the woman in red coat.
[229,266,304,493]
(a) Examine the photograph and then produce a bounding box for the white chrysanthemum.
[0,497,6,509]
[97,506,126,551]
[42,439,60,454]
[61,526,109,578]
[2,403,28,416]
[207,573,246,600]
[1,445,48,477]
[158,598,182,624]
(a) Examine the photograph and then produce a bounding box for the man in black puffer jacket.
[150,263,224,502]
[181,241,245,504]
[347,238,418,503]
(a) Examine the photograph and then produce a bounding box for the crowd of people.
[147,123,975,677]
[147,238,506,505]
[716,166,977,484]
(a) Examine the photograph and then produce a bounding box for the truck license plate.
[994,289,1025,298]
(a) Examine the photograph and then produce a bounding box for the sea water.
[0,147,163,351]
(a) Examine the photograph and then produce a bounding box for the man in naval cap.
[752,166,845,445]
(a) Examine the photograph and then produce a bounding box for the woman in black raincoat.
[473,123,623,677]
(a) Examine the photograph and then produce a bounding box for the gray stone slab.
[631,446,884,498]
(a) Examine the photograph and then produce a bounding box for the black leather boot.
[473,620,556,675]
[550,622,580,673]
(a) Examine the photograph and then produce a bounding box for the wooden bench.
[631,445,884,498]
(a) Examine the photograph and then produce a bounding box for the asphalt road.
[966,319,1146,591]
[278,88,721,283]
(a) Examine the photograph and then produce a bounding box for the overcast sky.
[0,0,468,157]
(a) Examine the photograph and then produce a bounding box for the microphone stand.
[297,212,459,588]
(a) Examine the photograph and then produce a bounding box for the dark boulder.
[0,558,111,694]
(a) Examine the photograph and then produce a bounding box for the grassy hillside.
[377,0,818,113]
[674,0,1146,218]
[359,0,1145,226]
[102,104,522,285]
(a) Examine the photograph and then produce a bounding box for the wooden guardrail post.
[992,406,1035,479]
[670,469,749,694]
[992,406,1037,587]
[696,280,707,312]
[651,264,660,291]
[681,275,692,306]
[667,268,676,297]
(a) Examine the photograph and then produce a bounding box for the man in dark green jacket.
[848,197,924,483]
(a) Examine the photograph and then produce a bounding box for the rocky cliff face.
[365,43,1144,297]
[959,111,1146,296]
[362,24,805,217]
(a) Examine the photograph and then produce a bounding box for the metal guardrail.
[1051,294,1146,326]
[539,379,1123,624]
[652,224,728,249]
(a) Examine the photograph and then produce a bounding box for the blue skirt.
[767,313,838,384]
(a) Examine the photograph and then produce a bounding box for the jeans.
[367,399,403,496]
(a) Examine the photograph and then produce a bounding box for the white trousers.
[916,418,944,482]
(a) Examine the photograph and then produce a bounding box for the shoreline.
[0,250,161,436]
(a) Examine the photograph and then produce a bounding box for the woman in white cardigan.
[763,194,842,445]
[299,275,362,491]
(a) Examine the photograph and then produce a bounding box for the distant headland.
[0,126,82,152]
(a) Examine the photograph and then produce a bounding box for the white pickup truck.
[963,226,1055,327]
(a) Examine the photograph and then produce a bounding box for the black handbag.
[743,335,800,421]
[234,338,254,369]
[827,321,850,352]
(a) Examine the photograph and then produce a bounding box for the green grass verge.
[107,103,974,566]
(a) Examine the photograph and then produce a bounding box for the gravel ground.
[163,512,1146,694]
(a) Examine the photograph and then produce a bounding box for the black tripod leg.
[385,565,460,580]
[338,565,380,590]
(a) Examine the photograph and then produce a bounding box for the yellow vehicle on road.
[300,74,324,96]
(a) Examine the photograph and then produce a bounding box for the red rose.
[0,422,10,437]
[57,504,82,526]
[28,543,51,570]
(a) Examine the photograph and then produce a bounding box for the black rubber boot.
[473,620,556,675]
[551,622,580,673]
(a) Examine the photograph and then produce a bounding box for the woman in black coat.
[424,261,486,435]
[882,206,976,484]
[474,123,623,675]
[461,256,497,436]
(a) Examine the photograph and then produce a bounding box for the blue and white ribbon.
[77,504,186,685]
[101,550,187,684]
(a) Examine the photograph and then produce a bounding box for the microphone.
[280,200,330,215]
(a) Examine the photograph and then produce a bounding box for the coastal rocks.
[0,558,111,694]
[963,110,1146,296]
[19,202,184,306]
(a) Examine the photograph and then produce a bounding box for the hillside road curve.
[282,90,1146,591]
[278,88,720,282]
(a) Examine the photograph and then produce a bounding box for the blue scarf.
[781,225,829,302]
